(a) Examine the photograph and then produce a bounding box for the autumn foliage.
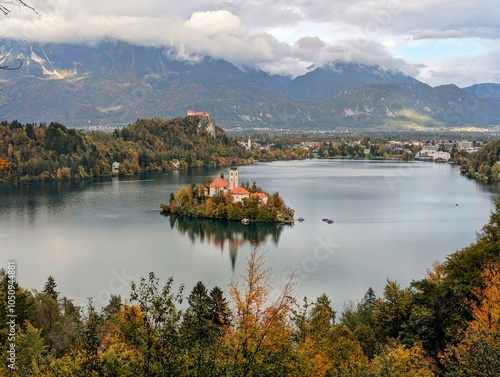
[3,200,500,375]
[0,157,10,173]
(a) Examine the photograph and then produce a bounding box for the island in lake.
[161,164,295,223]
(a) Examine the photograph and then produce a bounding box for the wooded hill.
[460,139,500,182]
[0,117,249,182]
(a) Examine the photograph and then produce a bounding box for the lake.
[0,160,498,313]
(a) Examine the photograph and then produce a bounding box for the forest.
[460,139,500,182]
[0,117,251,182]
[2,117,494,185]
[1,199,500,376]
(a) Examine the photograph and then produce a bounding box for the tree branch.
[1,0,38,16]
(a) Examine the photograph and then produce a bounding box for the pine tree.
[42,275,59,300]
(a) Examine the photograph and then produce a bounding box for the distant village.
[236,136,481,163]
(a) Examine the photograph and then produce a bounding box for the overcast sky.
[1,0,499,87]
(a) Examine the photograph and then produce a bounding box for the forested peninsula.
[2,200,500,376]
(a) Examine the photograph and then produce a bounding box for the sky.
[0,0,499,87]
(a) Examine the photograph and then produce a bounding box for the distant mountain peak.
[286,61,420,101]
[1,39,499,131]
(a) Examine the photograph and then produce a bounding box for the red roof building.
[206,174,229,197]
[230,186,250,203]
[209,177,229,188]
[230,186,250,195]
[254,192,268,205]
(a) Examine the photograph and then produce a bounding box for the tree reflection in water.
[161,213,292,270]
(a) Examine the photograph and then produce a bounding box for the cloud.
[186,10,247,38]
[413,39,500,87]
[0,0,498,85]
[294,36,326,50]
[413,29,464,40]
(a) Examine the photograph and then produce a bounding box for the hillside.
[286,62,419,100]
[1,40,500,131]
[462,83,500,99]
[0,116,249,182]
[460,139,500,182]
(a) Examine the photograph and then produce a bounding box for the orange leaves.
[469,263,500,333]
[225,249,295,375]
[0,156,10,172]
[442,263,500,374]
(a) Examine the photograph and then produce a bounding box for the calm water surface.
[1,160,498,312]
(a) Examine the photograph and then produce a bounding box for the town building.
[171,159,180,169]
[457,140,474,150]
[416,147,451,162]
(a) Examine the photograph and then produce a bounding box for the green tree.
[129,273,185,376]
[405,262,459,367]
[102,294,122,320]
[73,301,103,377]
[341,288,378,358]
[42,275,59,300]
[6,322,48,376]
[374,279,412,341]
[209,286,231,332]
[181,281,220,376]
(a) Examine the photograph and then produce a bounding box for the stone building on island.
[205,164,267,204]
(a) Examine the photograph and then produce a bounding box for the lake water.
[1,160,498,313]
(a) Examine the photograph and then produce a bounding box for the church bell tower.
[229,162,238,190]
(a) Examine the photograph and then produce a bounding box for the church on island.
[205,165,268,205]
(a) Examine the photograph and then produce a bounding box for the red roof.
[254,193,267,200]
[209,177,229,188]
[230,186,250,195]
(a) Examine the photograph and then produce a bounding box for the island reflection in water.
[161,212,292,270]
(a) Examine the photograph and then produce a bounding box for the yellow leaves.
[56,167,71,179]
[469,263,500,333]
[441,263,500,374]
[292,336,331,377]
[225,249,296,375]
[369,340,436,377]
[0,156,10,172]
[425,261,446,284]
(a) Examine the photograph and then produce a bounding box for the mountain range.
[1,39,499,131]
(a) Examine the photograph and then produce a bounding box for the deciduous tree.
[443,263,500,376]
[224,249,295,376]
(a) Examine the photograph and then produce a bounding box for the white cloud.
[186,10,246,38]
[0,0,498,85]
